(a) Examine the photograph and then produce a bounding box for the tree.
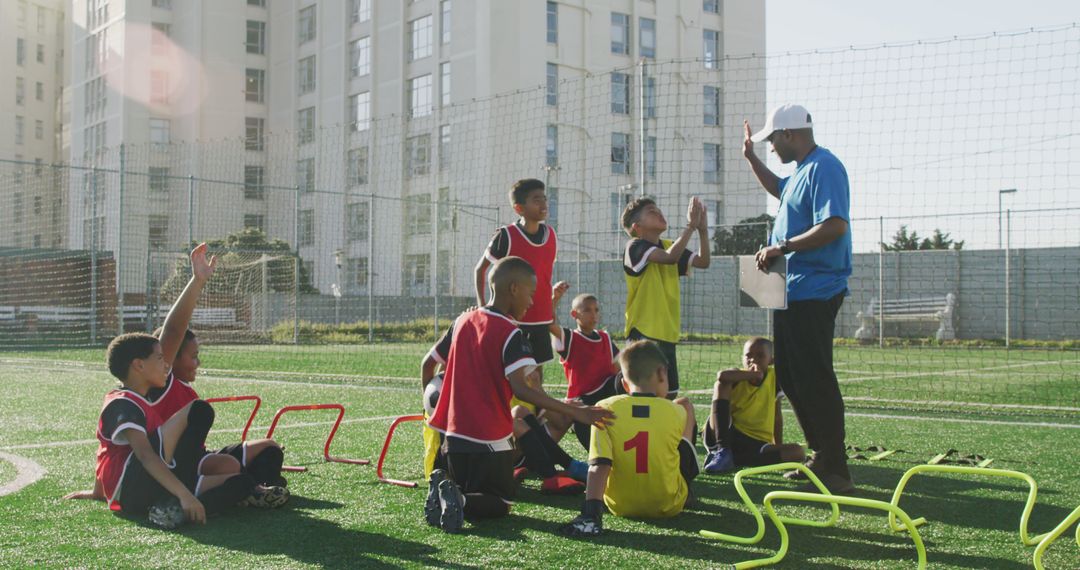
[712,214,775,255]
[883,226,964,251]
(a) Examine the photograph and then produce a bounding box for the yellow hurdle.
[1032,505,1080,570]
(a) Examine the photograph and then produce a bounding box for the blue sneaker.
[566,459,589,482]
[704,448,734,473]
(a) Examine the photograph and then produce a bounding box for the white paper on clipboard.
[738,255,787,310]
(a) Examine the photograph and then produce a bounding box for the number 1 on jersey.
[623,431,649,473]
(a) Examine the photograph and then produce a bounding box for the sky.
[759,1,1080,251]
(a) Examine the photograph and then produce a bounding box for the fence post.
[637,58,647,196]
[293,185,301,345]
[879,216,885,348]
[368,196,375,343]
[90,168,99,343]
[187,175,195,247]
[576,230,582,293]
[144,247,153,332]
[1005,209,1011,349]
[432,196,439,340]
[116,143,126,336]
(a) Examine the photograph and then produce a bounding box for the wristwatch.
[778,240,792,254]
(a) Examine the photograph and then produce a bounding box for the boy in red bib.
[425,257,614,533]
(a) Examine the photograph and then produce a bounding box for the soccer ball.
[423,373,443,416]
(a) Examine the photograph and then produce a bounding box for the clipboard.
[738,255,787,309]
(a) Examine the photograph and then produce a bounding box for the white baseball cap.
[750,104,814,142]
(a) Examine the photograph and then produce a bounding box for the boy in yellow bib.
[560,340,699,537]
[703,337,805,472]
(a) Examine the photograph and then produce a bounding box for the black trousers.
[773,292,849,479]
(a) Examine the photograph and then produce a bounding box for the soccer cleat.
[703,448,734,473]
[798,473,856,496]
[437,479,466,533]
[512,467,531,483]
[566,460,589,482]
[425,469,447,527]
[559,513,602,537]
[540,474,586,495]
[240,484,290,508]
[784,455,820,480]
[148,497,186,530]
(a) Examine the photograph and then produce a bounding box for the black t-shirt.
[100,394,148,444]
[623,238,694,277]
[485,222,549,260]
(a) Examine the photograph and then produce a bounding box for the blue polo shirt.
[771,146,852,302]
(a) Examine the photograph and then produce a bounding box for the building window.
[36,43,44,63]
[33,196,42,215]
[611,13,630,55]
[36,6,46,33]
[350,37,370,77]
[403,254,430,295]
[298,55,316,94]
[611,132,630,175]
[348,92,370,132]
[151,23,169,55]
[440,62,451,107]
[243,214,265,232]
[13,192,23,223]
[546,124,558,167]
[439,124,451,170]
[152,0,171,8]
[245,68,266,103]
[640,18,656,58]
[15,116,24,145]
[704,0,720,14]
[245,117,265,150]
[246,20,266,54]
[346,201,370,242]
[347,147,369,186]
[704,143,721,183]
[645,136,656,178]
[611,72,630,114]
[244,166,265,199]
[151,71,169,104]
[35,81,43,101]
[297,107,315,144]
[407,195,432,235]
[406,134,431,177]
[16,77,25,105]
[409,15,433,61]
[148,166,170,193]
[35,119,43,140]
[346,257,369,292]
[546,63,558,106]
[297,158,315,192]
[704,86,721,125]
[249,0,266,7]
[437,187,455,232]
[350,0,371,24]
[298,209,314,246]
[409,74,432,118]
[148,215,169,249]
[644,76,656,118]
[298,5,317,44]
[440,0,452,44]
[610,191,632,230]
[17,38,26,66]
[704,29,720,69]
[547,2,557,44]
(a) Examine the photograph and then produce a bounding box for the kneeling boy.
[561,340,699,537]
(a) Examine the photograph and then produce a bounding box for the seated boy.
[621,196,710,399]
[702,337,805,473]
[548,282,623,450]
[561,340,700,537]
[423,257,614,533]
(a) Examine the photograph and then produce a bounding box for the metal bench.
[13,306,93,322]
[121,306,239,327]
[855,293,957,341]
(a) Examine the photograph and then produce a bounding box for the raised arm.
[743,120,781,199]
[692,201,711,269]
[159,243,216,366]
[645,199,702,265]
[548,281,569,339]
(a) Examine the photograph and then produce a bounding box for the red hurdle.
[376,414,426,488]
[205,395,262,442]
[265,404,370,472]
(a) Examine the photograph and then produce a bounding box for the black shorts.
[627,329,679,396]
[730,427,782,468]
[572,374,627,451]
[215,443,247,466]
[446,450,517,503]
[520,323,554,365]
[116,428,192,514]
[677,438,700,483]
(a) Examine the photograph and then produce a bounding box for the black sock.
[517,429,557,478]
[711,399,731,449]
[582,498,604,522]
[524,415,573,468]
[198,473,255,515]
[246,446,284,485]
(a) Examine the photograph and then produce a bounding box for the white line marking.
[0,451,47,496]
[691,404,1080,429]
[837,359,1068,384]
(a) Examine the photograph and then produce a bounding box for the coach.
[744,104,854,494]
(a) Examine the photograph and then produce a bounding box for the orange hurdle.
[265,404,370,472]
[376,414,426,488]
[205,395,262,441]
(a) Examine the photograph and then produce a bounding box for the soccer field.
[1,345,1078,568]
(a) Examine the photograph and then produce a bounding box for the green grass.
[1,346,1079,568]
